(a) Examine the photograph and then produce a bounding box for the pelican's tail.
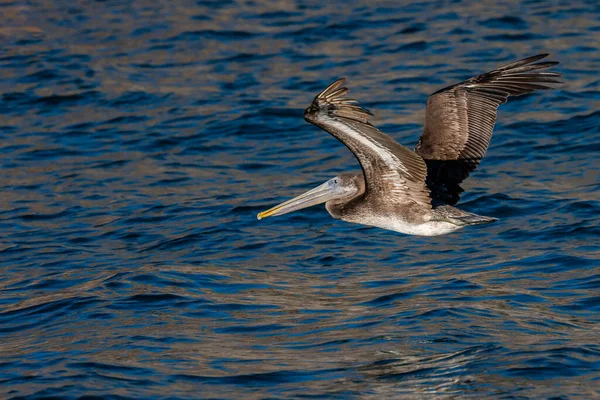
[450,212,498,226]
[433,205,498,226]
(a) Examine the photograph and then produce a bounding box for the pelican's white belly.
[344,215,463,236]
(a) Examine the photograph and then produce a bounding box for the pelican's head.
[257,173,363,220]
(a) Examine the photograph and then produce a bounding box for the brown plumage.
[258,54,561,236]
[415,54,562,205]
[304,78,432,209]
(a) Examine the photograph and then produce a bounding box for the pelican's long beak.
[257,181,338,220]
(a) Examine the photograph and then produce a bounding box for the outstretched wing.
[415,54,561,205]
[305,78,431,208]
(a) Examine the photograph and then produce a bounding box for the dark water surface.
[1,1,599,398]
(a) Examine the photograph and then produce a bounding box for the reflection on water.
[1,0,599,398]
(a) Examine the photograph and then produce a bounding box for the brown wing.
[305,79,431,208]
[415,54,561,205]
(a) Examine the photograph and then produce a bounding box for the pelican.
[257,54,561,236]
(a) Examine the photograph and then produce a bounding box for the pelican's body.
[336,199,480,236]
[341,205,461,236]
[258,54,561,236]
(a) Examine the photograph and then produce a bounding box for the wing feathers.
[416,54,560,205]
[494,53,549,70]
[301,55,560,209]
[305,79,432,208]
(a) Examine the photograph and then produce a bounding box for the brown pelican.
[257,54,561,236]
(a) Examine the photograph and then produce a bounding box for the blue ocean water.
[1,1,599,398]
